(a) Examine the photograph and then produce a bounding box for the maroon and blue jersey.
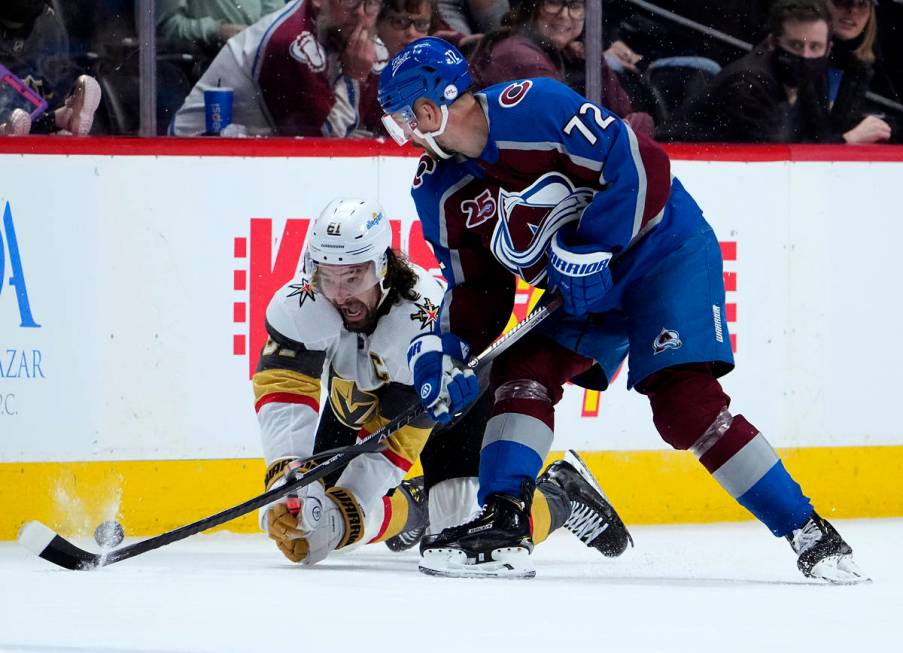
[411,77,708,350]
[409,77,812,540]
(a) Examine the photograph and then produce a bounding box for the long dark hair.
[382,248,421,305]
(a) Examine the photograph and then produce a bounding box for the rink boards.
[1,139,902,539]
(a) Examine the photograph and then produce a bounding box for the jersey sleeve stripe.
[381,448,414,472]
[367,495,394,543]
[438,175,474,283]
[496,140,604,173]
[255,391,319,414]
[623,123,649,241]
[250,2,299,79]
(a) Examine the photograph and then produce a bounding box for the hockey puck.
[94,520,125,548]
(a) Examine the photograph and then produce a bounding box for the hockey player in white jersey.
[254,198,633,571]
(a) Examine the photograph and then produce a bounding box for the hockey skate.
[385,477,429,552]
[786,511,870,584]
[419,481,535,579]
[539,450,633,557]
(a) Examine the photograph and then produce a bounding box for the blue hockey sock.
[478,440,543,505]
[736,461,813,536]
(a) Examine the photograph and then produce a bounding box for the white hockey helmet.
[303,198,392,299]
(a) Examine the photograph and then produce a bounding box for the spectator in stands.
[468,0,654,135]
[0,1,101,135]
[376,0,436,56]
[1,0,72,104]
[657,0,890,144]
[171,0,387,136]
[826,0,894,142]
[437,0,508,36]
[157,1,287,55]
[377,0,477,58]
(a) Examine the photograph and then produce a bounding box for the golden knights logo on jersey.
[410,297,439,330]
[286,279,316,307]
[329,376,379,429]
[490,172,595,286]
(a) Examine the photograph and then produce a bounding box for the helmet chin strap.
[414,105,453,160]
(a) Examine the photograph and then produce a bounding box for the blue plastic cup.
[204,87,233,135]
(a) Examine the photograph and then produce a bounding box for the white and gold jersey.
[253,263,444,546]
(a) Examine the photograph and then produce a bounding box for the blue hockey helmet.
[378,37,472,149]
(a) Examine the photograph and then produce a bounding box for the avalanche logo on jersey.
[410,297,439,329]
[289,31,326,72]
[498,80,533,108]
[413,155,437,189]
[329,376,379,429]
[490,172,595,285]
[461,188,496,228]
[653,328,683,355]
[287,278,317,307]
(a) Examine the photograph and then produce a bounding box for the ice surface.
[2,519,900,652]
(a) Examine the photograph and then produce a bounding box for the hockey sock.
[479,380,555,504]
[644,365,813,537]
[369,489,411,544]
[700,414,813,536]
[532,479,570,543]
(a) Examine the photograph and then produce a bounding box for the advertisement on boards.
[1,151,899,464]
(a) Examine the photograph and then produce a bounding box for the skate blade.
[419,546,535,579]
[808,554,872,585]
[565,449,608,499]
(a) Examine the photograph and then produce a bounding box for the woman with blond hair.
[826,0,893,143]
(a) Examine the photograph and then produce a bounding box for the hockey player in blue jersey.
[377,36,868,582]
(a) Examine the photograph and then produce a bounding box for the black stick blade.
[18,521,103,571]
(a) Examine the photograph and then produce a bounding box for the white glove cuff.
[406,333,442,372]
[549,234,612,278]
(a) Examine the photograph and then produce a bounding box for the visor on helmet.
[381,105,418,146]
[312,261,382,302]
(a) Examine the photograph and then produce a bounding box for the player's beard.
[335,297,378,333]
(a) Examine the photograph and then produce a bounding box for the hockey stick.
[18,293,562,570]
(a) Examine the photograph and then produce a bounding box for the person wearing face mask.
[657,0,867,144]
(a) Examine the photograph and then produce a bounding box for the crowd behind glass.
[1,0,899,143]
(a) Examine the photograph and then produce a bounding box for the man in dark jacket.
[658,0,843,143]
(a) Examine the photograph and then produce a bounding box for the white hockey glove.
[260,460,366,565]
[407,333,480,424]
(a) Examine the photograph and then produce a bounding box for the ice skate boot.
[539,449,633,557]
[419,480,535,579]
[786,511,869,584]
[385,477,429,552]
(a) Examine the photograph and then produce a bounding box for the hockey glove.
[407,333,480,424]
[547,223,613,316]
[261,461,364,565]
